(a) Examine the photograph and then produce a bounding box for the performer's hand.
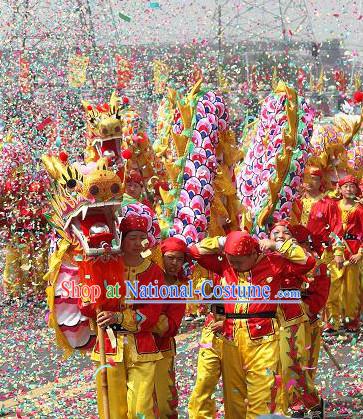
[210,320,224,334]
[334,255,344,270]
[258,239,276,252]
[97,311,116,328]
[349,253,362,265]
[152,314,169,336]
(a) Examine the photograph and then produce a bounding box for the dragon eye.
[89,185,99,196]
[66,179,77,189]
[111,183,120,194]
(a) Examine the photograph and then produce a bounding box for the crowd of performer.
[77,169,361,419]
[1,84,362,419]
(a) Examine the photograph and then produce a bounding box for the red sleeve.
[303,264,330,315]
[328,200,344,238]
[78,301,97,319]
[308,197,341,245]
[266,253,315,278]
[190,244,226,276]
[162,302,186,338]
[135,263,165,332]
[284,255,316,276]
[293,198,303,223]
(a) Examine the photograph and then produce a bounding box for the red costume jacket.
[278,272,307,324]
[204,274,234,340]
[302,261,330,323]
[79,258,165,359]
[155,280,186,355]
[329,201,363,257]
[303,196,340,256]
[190,243,315,339]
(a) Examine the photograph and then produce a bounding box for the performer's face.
[122,231,149,255]
[163,251,185,277]
[340,182,358,199]
[304,175,321,193]
[226,251,258,272]
[270,225,292,243]
[125,180,142,199]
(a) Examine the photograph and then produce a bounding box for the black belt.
[344,234,357,240]
[110,324,129,333]
[226,311,276,319]
[280,289,300,292]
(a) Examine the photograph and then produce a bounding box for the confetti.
[119,12,131,22]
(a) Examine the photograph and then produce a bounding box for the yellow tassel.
[159,188,174,205]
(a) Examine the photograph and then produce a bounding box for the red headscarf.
[271,220,293,234]
[126,169,143,185]
[338,175,361,194]
[120,214,148,234]
[224,231,260,256]
[310,169,323,178]
[161,237,189,255]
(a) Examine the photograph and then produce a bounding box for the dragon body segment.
[235,82,314,235]
[154,80,241,245]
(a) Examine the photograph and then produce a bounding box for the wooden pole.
[96,308,111,419]
[322,341,341,371]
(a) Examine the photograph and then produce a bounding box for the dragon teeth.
[81,207,88,220]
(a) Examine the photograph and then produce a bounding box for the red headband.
[224,231,260,256]
[271,220,293,234]
[161,237,189,255]
[338,175,359,189]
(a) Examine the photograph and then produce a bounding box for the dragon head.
[42,155,123,256]
[309,112,363,185]
[82,92,164,187]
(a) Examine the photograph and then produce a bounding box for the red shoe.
[344,318,360,332]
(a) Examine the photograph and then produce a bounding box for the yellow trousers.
[327,262,361,328]
[3,240,48,297]
[279,322,320,414]
[304,320,322,383]
[95,342,156,419]
[4,243,29,297]
[188,327,223,419]
[341,263,361,325]
[232,322,280,419]
[188,326,242,419]
[221,335,250,419]
[155,355,178,418]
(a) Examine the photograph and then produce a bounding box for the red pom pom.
[122,96,129,105]
[59,151,68,163]
[87,105,93,111]
[96,104,104,112]
[122,149,132,159]
[353,91,363,104]
[103,103,110,111]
